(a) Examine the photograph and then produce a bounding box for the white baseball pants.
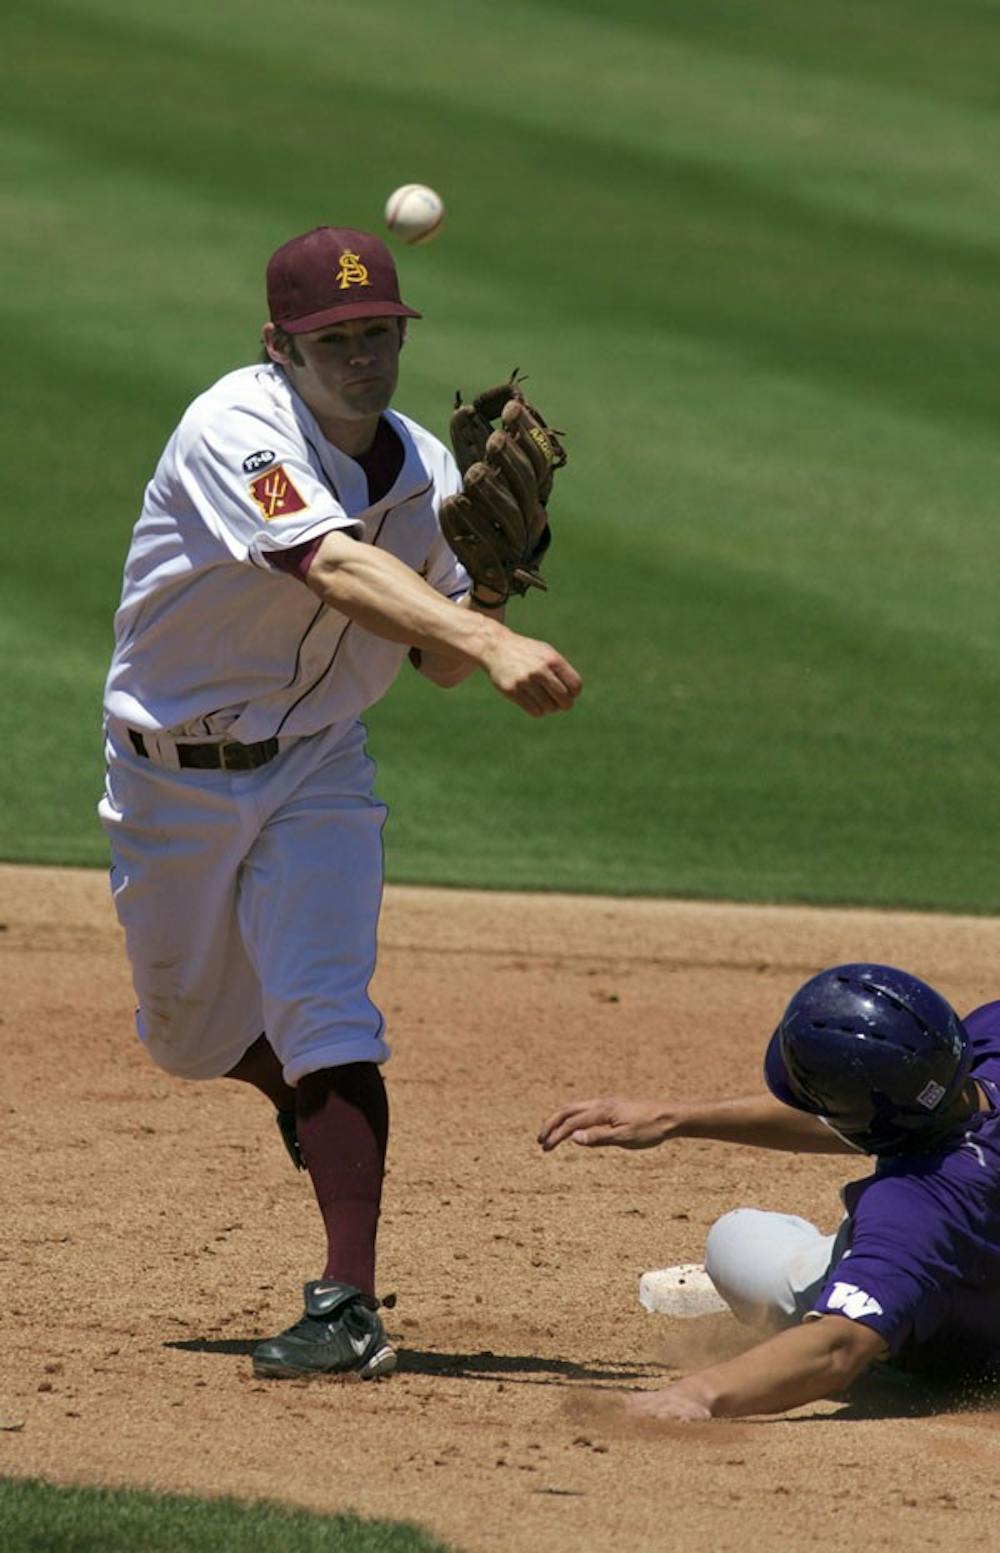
[704,1208,851,1327]
[99,718,390,1084]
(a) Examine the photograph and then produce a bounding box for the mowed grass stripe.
[2,1,999,906]
[12,0,1000,254]
[535,0,1000,109]
[374,531,1000,907]
[7,6,1000,446]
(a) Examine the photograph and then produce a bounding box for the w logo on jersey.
[824,1281,884,1321]
[248,465,307,521]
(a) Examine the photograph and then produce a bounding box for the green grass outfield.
[3,0,1000,911]
[0,1478,452,1553]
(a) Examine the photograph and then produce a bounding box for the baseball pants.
[99,717,390,1084]
[704,1208,851,1328]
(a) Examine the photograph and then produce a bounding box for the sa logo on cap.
[248,465,307,520]
[336,250,371,290]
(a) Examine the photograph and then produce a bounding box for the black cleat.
[252,1281,397,1381]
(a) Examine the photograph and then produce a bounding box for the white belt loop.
[106,717,183,771]
[141,730,183,771]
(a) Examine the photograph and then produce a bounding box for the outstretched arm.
[538,1093,858,1154]
[627,1315,887,1421]
[408,588,508,689]
[305,530,580,718]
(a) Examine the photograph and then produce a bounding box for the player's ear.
[262,322,284,364]
[263,322,301,366]
[398,319,407,349]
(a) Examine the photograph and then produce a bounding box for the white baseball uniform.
[99,361,468,1084]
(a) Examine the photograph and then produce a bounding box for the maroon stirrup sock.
[295,1063,389,1297]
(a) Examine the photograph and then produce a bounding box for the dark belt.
[129,729,280,771]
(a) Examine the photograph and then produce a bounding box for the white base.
[638,1263,728,1317]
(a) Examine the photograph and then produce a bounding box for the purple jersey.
[811,1000,1000,1361]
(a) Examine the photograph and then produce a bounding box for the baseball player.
[99,224,581,1381]
[540,964,1000,1418]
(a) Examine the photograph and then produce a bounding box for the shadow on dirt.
[162,1339,1000,1417]
[164,1337,657,1384]
[772,1367,1000,1423]
[165,1338,258,1356]
[394,1348,658,1383]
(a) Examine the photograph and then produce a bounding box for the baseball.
[385,183,445,245]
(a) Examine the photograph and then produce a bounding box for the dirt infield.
[3,864,1000,1551]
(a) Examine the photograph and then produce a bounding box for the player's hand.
[538,1096,678,1151]
[624,1384,713,1424]
[478,629,581,718]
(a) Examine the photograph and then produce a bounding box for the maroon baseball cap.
[266,226,422,333]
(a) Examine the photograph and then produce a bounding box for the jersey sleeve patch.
[248,464,308,521]
[819,1281,885,1321]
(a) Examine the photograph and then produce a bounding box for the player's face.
[273,317,403,423]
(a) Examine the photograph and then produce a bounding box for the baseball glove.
[439,371,567,605]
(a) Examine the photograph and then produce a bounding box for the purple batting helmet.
[764,963,973,1155]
